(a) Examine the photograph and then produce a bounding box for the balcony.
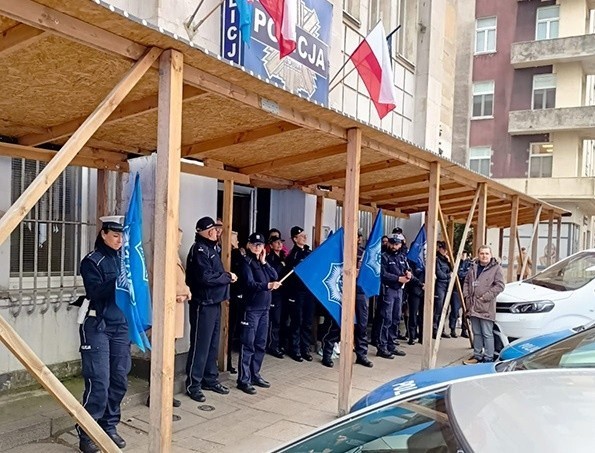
[511,34,595,74]
[508,106,595,138]
[496,177,595,213]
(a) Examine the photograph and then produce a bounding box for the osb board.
[0,16,18,33]
[0,34,159,132]
[90,93,282,153]
[0,118,48,137]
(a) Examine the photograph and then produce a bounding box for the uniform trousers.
[289,291,315,356]
[238,309,269,385]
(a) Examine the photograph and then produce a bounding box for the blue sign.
[221,0,333,106]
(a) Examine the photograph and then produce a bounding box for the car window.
[512,328,595,371]
[277,390,462,453]
[525,251,595,291]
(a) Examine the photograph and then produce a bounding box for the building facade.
[0,0,457,384]
[453,0,595,263]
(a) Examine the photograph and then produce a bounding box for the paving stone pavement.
[8,337,471,452]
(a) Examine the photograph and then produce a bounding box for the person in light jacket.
[462,246,505,365]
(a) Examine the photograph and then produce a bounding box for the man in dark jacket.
[449,251,472,338]
[406,258,425,345]
[284,226,316,362]
[236,233,281,394]
[463,246,505,364]
[378,234,410,358]
[266,235,287,358]
[185,216,237,403]
[433,241,452,339]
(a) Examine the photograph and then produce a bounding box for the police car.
[273,369,595,453]
[351,323,595,412]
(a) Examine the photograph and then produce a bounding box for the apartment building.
[453,0,595,264]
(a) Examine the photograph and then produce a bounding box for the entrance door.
[217,185,255,247]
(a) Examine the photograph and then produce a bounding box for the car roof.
[449,369,595,453]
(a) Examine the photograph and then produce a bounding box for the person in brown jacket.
[462,246,505,364]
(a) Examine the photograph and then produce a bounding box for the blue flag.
[237,0,254,44]
[294,228,344,326]
[116,174,152,351]
[407,225,427,271]
[357,210,384,298]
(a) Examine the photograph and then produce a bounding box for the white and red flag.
[260,0,298,58]
[349,21,397,119]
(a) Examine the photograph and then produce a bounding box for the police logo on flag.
[363,237,382,277]
[322,262,343,305]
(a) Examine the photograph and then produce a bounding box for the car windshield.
[276,390,462,453]
[525,251,595,291]
[507,327,595,371]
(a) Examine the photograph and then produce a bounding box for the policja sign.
[221,0,333,106]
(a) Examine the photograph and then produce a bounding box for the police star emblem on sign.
[322,262,343,305]
[363,237,382,278]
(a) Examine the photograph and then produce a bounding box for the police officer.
[185,216,237,402]
[434,241,452,339]
[266,235,286,358]
[378,234,410,359]
[78,216,129,453]
[227,231,245,374]
[236,233,281,394]
[284,226,315,362]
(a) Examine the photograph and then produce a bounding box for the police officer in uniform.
[236,233,281,394]
[185,216,237,402]
[284,226,315,362]
[266,235,286,358]
[378,234,410,359]
[78,216,129,453]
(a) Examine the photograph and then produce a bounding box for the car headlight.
[510,301,554,314]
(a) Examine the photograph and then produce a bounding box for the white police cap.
[99,215,125,232]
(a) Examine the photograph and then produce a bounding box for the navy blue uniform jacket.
[381,250,409,290]
[80,241,126,324]
[239,252,278,311]
[186,235,232,305]
[284,245,311,293]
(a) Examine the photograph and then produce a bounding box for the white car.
[273,369,595,453]
[496,249,595,340]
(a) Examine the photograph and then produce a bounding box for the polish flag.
[349,21,397,119]
[260,0,297,58]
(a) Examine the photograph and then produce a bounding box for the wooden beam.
[299,160,406,186]
[498,228,504,261]
[182,121,302,157]
[507,196,520,283]
[422,162,440,370]
[314,195,325,247]
[371,182,460,204]
[250,173,295,189]
[338,129,361,417]
[218,180,234,372]
[0,47,162,246]
[20,86,207,147]
[521,205,542,280]
[398,190,476,211]
[149,49,184,453]
[0,317,119,452]
[476,183,488,247]
[547,211,554,267]
[556,217,562,262]
[239,144,345,175]
[180,161,251,184]
[0,23,45,57]
[0,142,129,172]
[447,219,455,248]
[359,173,428,194]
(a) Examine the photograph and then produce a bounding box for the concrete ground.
[3,337,471,452]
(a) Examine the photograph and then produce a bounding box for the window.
[472,81,494,118]
[529,143,553,178]
[475,17,497,54]
[469,147,491,176]
[9,159,92,298]
[343,0,360,21]
[536,6,559,40]
[532,74,556,109]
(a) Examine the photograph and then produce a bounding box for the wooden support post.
[521,205,542,280]
[431,192,480,367]
[556,217,562,262]
[507,196,520,283]
[498,228,504,261]
[96,169,109,233]
[0,317,119,451]
[447,219,455,249]
[476,183,487,247]
[422,162,440,370]
[218,179,234,371]
[149,49,184,453]
[0,47,162,246]
[338,128,361,417]
[314,195,325,247]
[547,211,554,267]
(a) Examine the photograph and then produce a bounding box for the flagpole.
[191,0,226,32]
[278,269,294,284]
[185,0,207,29]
